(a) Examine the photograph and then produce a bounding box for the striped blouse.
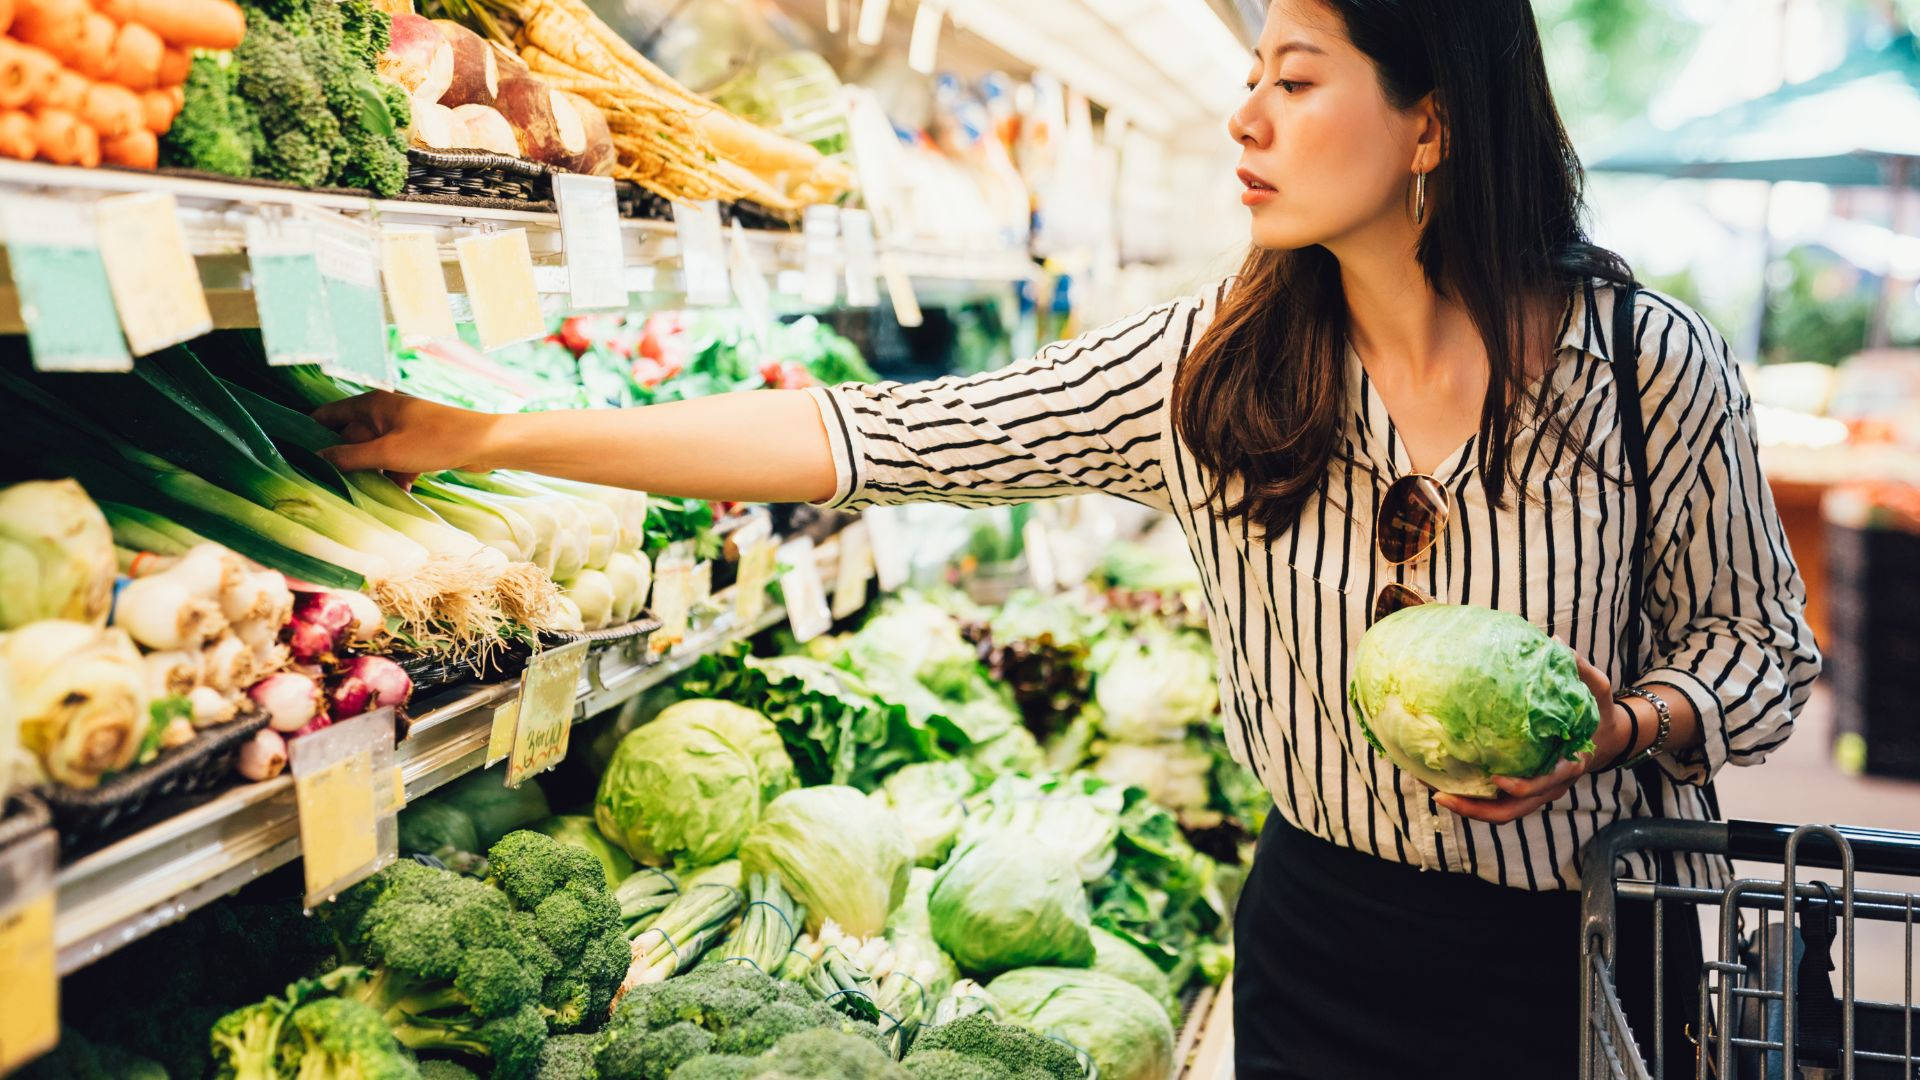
[805,277,1823,890]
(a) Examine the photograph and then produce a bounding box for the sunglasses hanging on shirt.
[1371,473,1449,624]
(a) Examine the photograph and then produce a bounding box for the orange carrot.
[12,0,91,61]
[80,79,137,135]
[100,0,241,49]
[0,0,17,34]
[100,125,151,166]
[0,39,55,108]
[32,106,97,164]
[106,19,160,89]
[0,109,33,157]
[72,11,117,79]
[155,43,186,85]
[38,66,88,111]
[138,82,175,131]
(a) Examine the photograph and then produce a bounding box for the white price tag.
[380,229,457,343]
[729,220,774,343]
[732,516,778,625]
[1023,519,1058,593]
[908,2,943,74]
[673,200,730,306]
[856,0,886,45]
[93,191,212,356]
[881,252,923,328]
[554,173,627,310]
[864,506,912,592]
[801,204,840,308]
[832,521,876,619]
[825,0,840,32]
[841,209,880,308]
[304,208,392,388]
[506,639,588,787]
[779,537,833,643]
[648,542,696,654]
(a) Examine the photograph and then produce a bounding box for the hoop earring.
[1413,171,1428,226]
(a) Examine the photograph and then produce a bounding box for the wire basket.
[404,148,553,208]
[40,710,271,850]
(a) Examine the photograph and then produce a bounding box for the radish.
[433,19,499,108]
[379,14,453,106]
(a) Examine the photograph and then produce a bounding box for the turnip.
[379,14,453,107]
[433,19,498,108]
[451,104,519,156]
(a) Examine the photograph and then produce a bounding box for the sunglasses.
[1372,473,1449,624]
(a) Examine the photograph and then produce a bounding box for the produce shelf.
[0,158,1035,335]
[51,534,845,977]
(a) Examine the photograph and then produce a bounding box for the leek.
[99,501,197,557]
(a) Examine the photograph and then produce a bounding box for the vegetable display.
[1347,602,1600,797]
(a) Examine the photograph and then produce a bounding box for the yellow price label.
[381,230,457,343]
[487,697,521,767]
[734,537,780,625]
[296,751,378,903]
[507,640,587,787]
[94,191,212,356]
[455,229,546,351]
[649,560,695,653]
[0,892,57,1072]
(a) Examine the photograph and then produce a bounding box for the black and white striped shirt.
[806,277,1822,890]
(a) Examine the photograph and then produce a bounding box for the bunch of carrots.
[0,0,243,168]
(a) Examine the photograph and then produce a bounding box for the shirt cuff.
[804,385,861,510]
[1636,667,1724,786]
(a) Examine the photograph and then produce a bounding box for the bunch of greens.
[840,595,1020,750]
[1087,791,1231,987]
[961,592,1096,742]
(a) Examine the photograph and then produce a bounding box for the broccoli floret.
[902,1050,1014,1080]
[210,970,358,1080]
[757,1028,907,1079]
[17,1029,168,1080]
[419,1063,480,1080]
[664,1057,760,1080]
[905,1017,1081,1080]
[479,831,630,1031]
[279,995,418,1080]
[161,53,260,177]
[534,1033,601,1080]
[232,9,339,186]
[390,1001,549,1080]
[713,1002,831,1057]
[636,1022,716,1080]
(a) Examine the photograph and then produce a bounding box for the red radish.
[378,14,453,105]
[250,672,322,733]
[236,729,287,781]
[432,18,498,108]
[345,655,412,711]
[450,103,518,156]
[327,675,373,720]
[287,618,340,665]
[294,713,333,738]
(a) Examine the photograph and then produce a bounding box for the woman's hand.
[312,391,500,484]
[1433,650,1635,824]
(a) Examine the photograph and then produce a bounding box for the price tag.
[825,0,840,32]
[779,536,833,643]
[864,505,912,591]
[732,517,778,625]
[841,209,880,308]
[486,696,520,767]
[908,1,943,74]
[506,638,587,788]
[648,542,696,653]
[554,173,627,310]
[800,205,840,308]
[456,228,546,351]
[728,221,774,343]
[246,217,336,367]
[1,197,129,372]
[305,208,392,388]
[672,200,730,306]
[0,829,57,1074]
[691,559,714,606]
[856,0,886,45]
[1023,519,1059,593]
[291,709,397,909]
[881,252,923,328]
[832,520,876,619]
[380,229,457,343]
[93,191,212,356]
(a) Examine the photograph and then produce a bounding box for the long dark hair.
[1171,0,1633,539]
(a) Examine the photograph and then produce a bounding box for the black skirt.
[1232,812,1700,1080]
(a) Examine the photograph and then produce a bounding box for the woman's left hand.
[1433,650,1633,824]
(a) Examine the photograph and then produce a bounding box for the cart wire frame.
[1580,818,1920,1080]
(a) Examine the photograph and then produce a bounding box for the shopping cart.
[1581,818,1920,1079]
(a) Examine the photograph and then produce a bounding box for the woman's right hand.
[313,391,501,484]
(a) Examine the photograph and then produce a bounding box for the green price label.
[9,243,131,372]
[252,251,337,367]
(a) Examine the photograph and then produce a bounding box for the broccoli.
[277,995,419,1080]
[232,9,339,187]
[484,831,632,1032]
[664,1057,759,1080]
[754,1028,907,1079]
[419,1063,481,1080]
[161,53,260,177]
[901,1050,1013,1080]
[904,1017,1083,1080]
[597,965,875,1080]
[17,1029,168,1080]
[210,969,365,1080]
[633,1022,715,1080]
[535,1033,601,1080]
[712,1001,842,1057]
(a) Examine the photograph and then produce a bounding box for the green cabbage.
[737,785,913,936]
[1089,927,1176,1021]
[435,765,551,850]
[1347,603,1600,797]
[957,776,1121,883]
[988,967,1175,1080]
[535,814,636,888]
[929,834,1094,977]
[871,761,976,866]
[1090,624,1219,743]
[594,699,796,866]
[885,867,961,999]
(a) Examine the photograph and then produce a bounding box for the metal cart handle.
[1726,819,1920,875]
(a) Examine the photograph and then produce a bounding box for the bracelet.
[1614,687,1672,770]
[1599,699,1641,773]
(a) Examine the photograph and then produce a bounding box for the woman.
[316,1,1821,1075]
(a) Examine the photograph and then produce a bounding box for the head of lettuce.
[1347,604,1599,797]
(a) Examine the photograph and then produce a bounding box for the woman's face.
[1230,0,1440,251]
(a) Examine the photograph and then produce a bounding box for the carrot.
[80,79,138,136]
[0,39,55,108]
[106,19,161,89]
[38,66,88,111]
[72,10,117,80]
[32,106,98,164]
[100,124,151,166]
[0,109,33,157]
[155,43,186,85]
[100,0,242,49]
[138,82,175,131]
[0,0,17,34]
[12,0,90,60]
